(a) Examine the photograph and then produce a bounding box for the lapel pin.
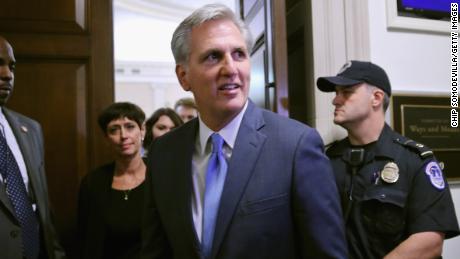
[21,126,28,133]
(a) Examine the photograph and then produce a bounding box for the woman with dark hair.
[77,102,146,259]
[143,107,183,152]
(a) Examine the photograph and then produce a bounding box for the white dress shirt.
[0,107,30,193]
[191,101,248,242]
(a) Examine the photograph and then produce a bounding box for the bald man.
[0,36,66,259]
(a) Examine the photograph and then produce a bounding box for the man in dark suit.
[0,36,66,258]
[141,4,347,259]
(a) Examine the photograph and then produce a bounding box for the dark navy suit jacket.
[141,101,347,259]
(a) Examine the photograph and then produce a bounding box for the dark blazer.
[142,101,347,259]
[0,107,66,259]
[77,162,115,259]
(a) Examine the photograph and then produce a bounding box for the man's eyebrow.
[198,48,221,59]
[233,46,247,52]
[201,48,221,55]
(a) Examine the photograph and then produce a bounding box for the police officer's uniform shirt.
[326,123,459,259]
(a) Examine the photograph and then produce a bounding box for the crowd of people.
[0,3,459,259]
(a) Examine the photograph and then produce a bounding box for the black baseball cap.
[316,60,391,96]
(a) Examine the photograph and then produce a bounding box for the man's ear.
[176,64,191,91]
[372,89,385,109]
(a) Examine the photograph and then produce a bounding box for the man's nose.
[221,54,237,77]
[332,93,341,106]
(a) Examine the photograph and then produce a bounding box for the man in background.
[0,36,66,259]
[317,60,459,258]
[174,97,198,123]
[142,4,347,259]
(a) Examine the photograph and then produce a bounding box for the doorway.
[113,0,236,117]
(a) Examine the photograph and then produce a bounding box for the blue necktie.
[0,131,40,259]
[202,133,228,259]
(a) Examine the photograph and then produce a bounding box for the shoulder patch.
[394,138,434,159]
[424,161,445,190]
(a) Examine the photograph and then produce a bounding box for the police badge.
[381,162,399,184]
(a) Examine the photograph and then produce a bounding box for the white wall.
[368,1,460,258]
[368,1,450,93]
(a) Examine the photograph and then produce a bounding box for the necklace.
[123,189,131,201]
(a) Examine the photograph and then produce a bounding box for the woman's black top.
[102,182,145,259]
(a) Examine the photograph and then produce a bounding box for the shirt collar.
[197,101,248,155]
[0,107,7,135]
[371,123,397,159]
[327,123,395,160]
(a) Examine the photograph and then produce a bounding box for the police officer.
[317,60,459,259]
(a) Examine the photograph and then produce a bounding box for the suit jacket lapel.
[211,102,266,257]
[0,180,15,217]
[172,120,202,253]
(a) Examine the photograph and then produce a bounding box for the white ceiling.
[114,0,236,22]
[113,0,237,62]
